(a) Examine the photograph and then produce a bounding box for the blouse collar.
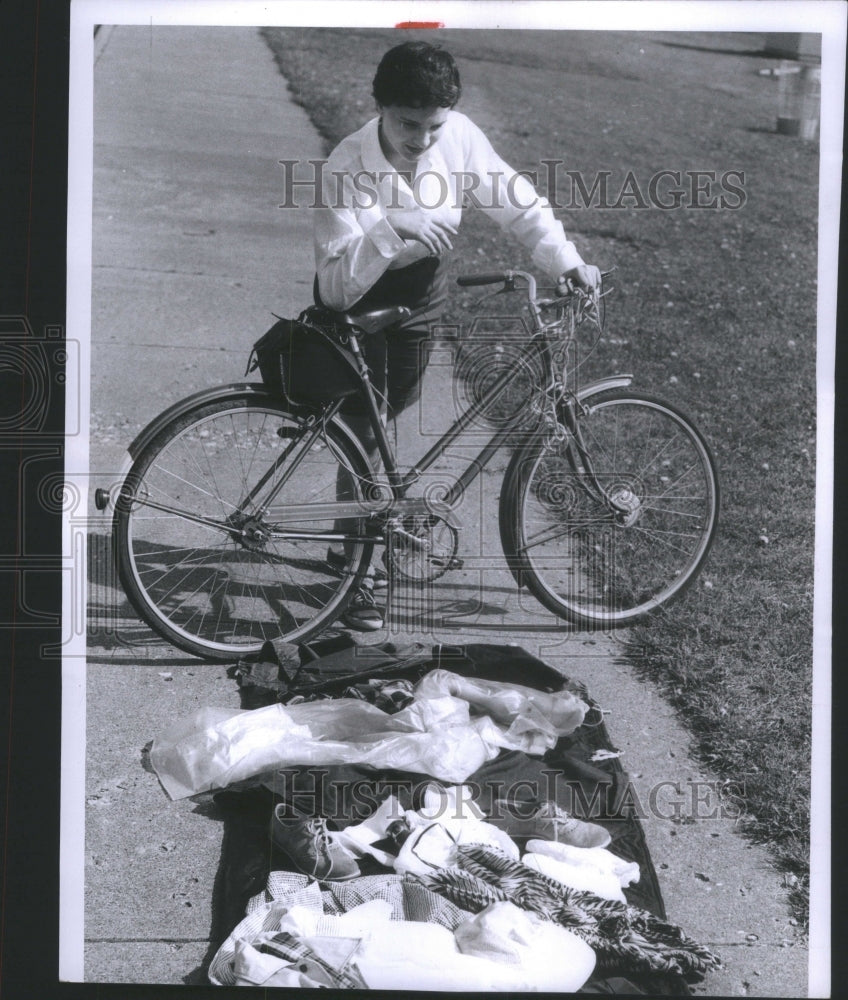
[360,115,436,178]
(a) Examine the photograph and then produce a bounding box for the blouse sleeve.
[313,167,408,311]
[460,116,585,280]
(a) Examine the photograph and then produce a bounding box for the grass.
[260,26,819,921]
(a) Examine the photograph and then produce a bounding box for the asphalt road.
[75,24,808,994]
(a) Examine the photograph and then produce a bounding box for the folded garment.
[231,939,306,988]
[352,930,532,991]
[522,850,628,902]
[525,838,640,900]
[454,901,597,991]
[393,817,519,877]
[259,930,366,988]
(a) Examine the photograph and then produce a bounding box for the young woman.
[313,41,600,629]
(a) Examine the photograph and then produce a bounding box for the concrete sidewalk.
[82,25,808,995]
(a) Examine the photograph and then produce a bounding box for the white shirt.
[314,111,585,311]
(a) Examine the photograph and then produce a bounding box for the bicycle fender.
[96,383,372,514]
[576,374,633,401]
[126,382,280,460]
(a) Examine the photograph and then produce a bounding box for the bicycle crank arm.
[388,525,431,551]
[431,555,464,570]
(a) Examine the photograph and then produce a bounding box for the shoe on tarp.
[269,804,359,881]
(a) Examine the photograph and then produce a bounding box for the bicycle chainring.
[387,514,461,582]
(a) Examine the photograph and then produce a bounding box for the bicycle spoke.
[637,502,707,521]
[518,517,596,553]
[623,521,704,554]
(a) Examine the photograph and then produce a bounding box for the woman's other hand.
[558,264,602,300]
[390,210,457,255]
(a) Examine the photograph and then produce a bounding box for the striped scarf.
[413,843,720,980]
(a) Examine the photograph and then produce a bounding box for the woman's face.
[378,104,451,167]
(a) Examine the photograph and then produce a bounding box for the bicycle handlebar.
[456,273,510,287]
[457,268,538,301]
[456,267,608,338]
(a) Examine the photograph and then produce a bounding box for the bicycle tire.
[114,394,375,659]
[500,388,720,627]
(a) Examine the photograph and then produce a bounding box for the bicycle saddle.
[307,304,411,335]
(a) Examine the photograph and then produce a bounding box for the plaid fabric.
[209,870,467,985]
[208,901,303,985]
[414,844,721,982]
[323,874,465,929]
[247,871,323,913]
[260,931,366,988]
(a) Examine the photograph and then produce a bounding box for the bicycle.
[96,270,720,660]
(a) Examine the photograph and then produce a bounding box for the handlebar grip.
[456,273,508,287]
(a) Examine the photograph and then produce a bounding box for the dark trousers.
[340,325,432,466]
[314,254,449,455]
[315,257,448,564]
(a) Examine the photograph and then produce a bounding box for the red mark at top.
[395,21,445,28]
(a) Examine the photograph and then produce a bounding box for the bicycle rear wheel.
[503,388,719,627]
[114,395,374,659]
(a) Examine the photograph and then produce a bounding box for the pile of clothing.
[148,641,720,993]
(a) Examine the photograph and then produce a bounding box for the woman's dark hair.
[372,41,461,108]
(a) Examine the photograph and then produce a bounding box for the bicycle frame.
[251,297,563,540]
[220,337,549,547]
[250,271,634,543]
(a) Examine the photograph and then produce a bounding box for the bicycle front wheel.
[504,389,719,627]
[114,395,374,659]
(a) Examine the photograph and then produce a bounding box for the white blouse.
[313,111,586,311]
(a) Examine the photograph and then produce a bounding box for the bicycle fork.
[555,392,642,527]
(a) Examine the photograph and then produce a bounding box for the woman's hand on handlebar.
[557,264,602,300]
[390,210,457,256]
